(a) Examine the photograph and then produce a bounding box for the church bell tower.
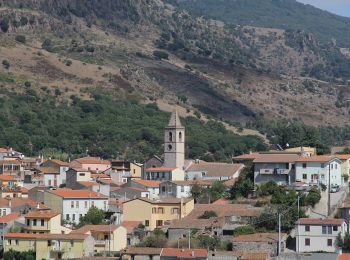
[164,110,185,169]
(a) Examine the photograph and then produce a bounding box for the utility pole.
[328,164,331,216]
[297,195,300,216]
[278,213,281,256]
[188,229,191,249]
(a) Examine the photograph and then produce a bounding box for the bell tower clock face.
[167,144,173,151]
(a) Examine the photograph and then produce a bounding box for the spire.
[168,109,182,127]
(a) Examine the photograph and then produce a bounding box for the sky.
[297,0,350,17]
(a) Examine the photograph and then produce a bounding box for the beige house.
[122,197,194,231]
[71,224,127,253]
[4,232,94,260]
[336,154,350,182]
[23,210,70,234]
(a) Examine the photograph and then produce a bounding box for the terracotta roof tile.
[295,155,338,163]
[49,159,69,166]
[0,213,21,223]
[336,154,350,160]
[338,253,350,260]
[73,157,111,165]
[233,153,261,160]
[78,181,98,187]
[39,167,60,174]
[70,224,122,234]
[121,221,142,234]
[48,188,108,199]
[253,154,300,163]
[0,175,16,181]
[25,210,60,219]
[296,218,345,225]
[0,160,21,165]
[131,179,160,187]
[124,197,193,205]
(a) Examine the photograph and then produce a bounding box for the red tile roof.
[39,167,59,174]
[161,248,207,258]
[49,159,69,166]
[48,188,108,199]
[253,154,300,163]
[0,175,16,181]
[0,160,21,165]
[338,253,350,260]
[295,155,337,163]
[131,179,160,187]
[233,153,261,160]
[73,157,111,165]
[121,221,142,234]
[296,218,345,225]
[25,210,60,219]
[70,224,122,234]
[124,197,193,205]
[336,154,350,160]
[0,213,21,223]
[78,181,98,187]
[124,247,162,255]
[188,162,243,178]
[145,167,177,172]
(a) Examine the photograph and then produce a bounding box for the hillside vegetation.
[0,0,350,158]
[167,0,350,48]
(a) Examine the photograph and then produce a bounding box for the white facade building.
[296,218,346,253]
[295,156,342,186]
[44,189,109,225]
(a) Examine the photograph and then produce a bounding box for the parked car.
[330,185,340,193]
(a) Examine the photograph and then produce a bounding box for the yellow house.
[4,233,94,260]
[71,224,127,253]
[336,154,350,181]
[122,198,194,231]
[24,210,71,234]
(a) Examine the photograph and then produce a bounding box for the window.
[328,226,332,234]
[331,164,333,170]
[181,186,184,192]
[179,132,182,142]
[8,240,11,245]
[48,180,51,186]
[15,240,19,246]
[92,201,95,207]
[76,201,79,208]
[327,239,332,246]
[161,186,166,193]
[26,219,30,226]
[302,174,307,180]
[152,207,157,214]
[172,208,179,214]
[305,225,310,232]
[145,220,149,226]
[41,219,44,226]
[321,174,325,179]
[302,163,307,168]
[169,132,173,142]
[104,235,108,240]
[71,201,74,208]
[79,214,82,220]
[305,238,310,246]
[333,226,338,231]
[33,219,37,226]
[156,220,163,227]
[335,164,338,169]
[72,214,75,221]
[70,240,74,246]
[79,173,85,176]
[2,209,6,216]
[321,163,325,168]
[158,207,164,214]
[104,201,107,210]
[322,226,326,234]
[285,163,289,169]
[48,240,52,246]
[66,214,70,220]
[84,201,88,208]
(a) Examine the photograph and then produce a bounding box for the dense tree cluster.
[0,89,266,162]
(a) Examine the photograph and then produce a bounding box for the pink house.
[70,157,111,173]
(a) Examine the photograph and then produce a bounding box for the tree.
[191,183,203,202]
[4,250,35,260]
[197,235,220,250]
[79,206,105,226]
[2,59,10,69]
[0,17,9,33]
[138,228,167,248]
[208,181,226,201]
[198,210,217,219]
[153,50,169,60]
[305,187,321,207]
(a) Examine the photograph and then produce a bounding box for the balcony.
[259,168,289,175]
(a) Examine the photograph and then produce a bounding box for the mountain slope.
[166,0,350,48]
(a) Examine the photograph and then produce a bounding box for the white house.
[159,180,212,198]
[44,189,109,224]
[40,159,69,186]
[296,218,346,253]
[295,156,342,186]
[128,179,160,199]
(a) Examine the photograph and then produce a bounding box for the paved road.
[308,186,348,218]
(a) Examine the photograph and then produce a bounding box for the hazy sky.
[297,0,350,17]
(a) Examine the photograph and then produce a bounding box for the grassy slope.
[167,0,350,48]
